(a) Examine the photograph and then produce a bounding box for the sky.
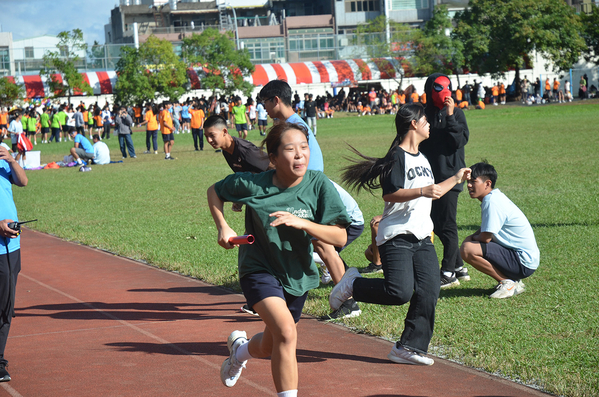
[1,0,115,44]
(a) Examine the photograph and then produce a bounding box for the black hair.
[262,122,309,158]
[259,80,292,107]
[341,103,426,192]
[203,115,228,131]
[470,160,497,188]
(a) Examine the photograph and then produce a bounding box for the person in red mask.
[419,73,470,289]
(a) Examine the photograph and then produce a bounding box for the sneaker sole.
[456,275,471,281]
[388,351,434,366]
[440,280,460,289]
[240,306,259,316]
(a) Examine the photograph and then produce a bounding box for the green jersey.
[51,113,60,128]
[231,105,247,125]
[214,170,350,296]
[41,113,50,128]
[27,115,37,132]
[56,111,67,125]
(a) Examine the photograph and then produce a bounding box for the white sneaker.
[321,267,332,284]
[329,267,361,310]
[388,344,434,366]
[489,279,517,299]
[220,330,248,387]
[514,280,526,296]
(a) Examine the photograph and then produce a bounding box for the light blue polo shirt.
[0,161,19,253]
[74,134,94,154]
[286,113,323,172]
[481,189,540,269]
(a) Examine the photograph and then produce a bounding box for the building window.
[25,47,34,59]
[0,47,9,74]
[390,0,429,10]
[59,46,68,57]
[345,0,380,12]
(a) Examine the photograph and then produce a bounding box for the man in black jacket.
[419,73,470,289]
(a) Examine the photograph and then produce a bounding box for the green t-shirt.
[41,113,50,128]
[88,111,94,125]
[231,105,247,125]
[21,116,28,130]
[51,113,60,128]
[27,116,37,132]
[56,111,67,125]
[214,170,351,296]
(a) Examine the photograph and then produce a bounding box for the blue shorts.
[481,241,535,281]
[239,271,308,323]
[335,223,364,253]
[182,117,191,123]
[235,123,248,132]
[258,119,268,126]
[162,133,174,142]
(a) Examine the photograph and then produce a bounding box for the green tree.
[413,6,464,81]
[453,0,586,96]
[0,77,24,108]
[181,29,254,98]
[114,36,188,105]
[114,46,155,106]
[580,4,599,64]
[40,29,93,104]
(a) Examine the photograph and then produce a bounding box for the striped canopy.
[10,58,403,98]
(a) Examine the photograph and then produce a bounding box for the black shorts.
[62,125,69,133]
[335,223,365,253]
[258,119,268,127]
[481,241,535,281]
[162,133,174,142]
[26,131,36,137]
[239,271,308,323]
[41,127,49,134]
[182,117,191,123]
[235,123,248,132]
[0,124,6,130]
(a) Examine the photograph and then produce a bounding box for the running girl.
[331,104,470,366]
[207,122,350,396]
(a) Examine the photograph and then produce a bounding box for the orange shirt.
[95,115,103,127]
[410,92,419,103]
[398,94,406,105]
[160,109,173,134]
[190,108,205,129]
[499,84,506,95]
[0,112,7,124]
[456,89,463,101]
[82,111,88,123]
[492,86,499,96]
[553,81,560,90]
[145,110,158,130]
[478,100,486,110]
[420,93,426,104]
[545,79,551,91]
[134,107,141,118]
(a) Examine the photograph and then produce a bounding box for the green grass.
[14,100,599,397]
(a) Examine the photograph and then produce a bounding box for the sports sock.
[442,271,454,278]
[277,390,298,397]
[235,340,253,362]
[165,153,170,158]
[76,159,83,165]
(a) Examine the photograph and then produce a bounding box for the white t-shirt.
[248,105,256,119]
[377,148,435,245]
[93,141,110,165]
[481,189,540,269]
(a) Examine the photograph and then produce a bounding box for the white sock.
[277,390,298,397]
[76,159,82,165]
[235,340,253,362]
[165,153,170,158]
[443,271,454,277]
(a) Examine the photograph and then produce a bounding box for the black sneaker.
[455,267,471,281]
[0,363,10,382]
[360,262,383,274]
[240,304,259,316]
[319,299,361,321]
[440,272,460,289]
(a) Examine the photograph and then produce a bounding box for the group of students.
[208,76,540,396]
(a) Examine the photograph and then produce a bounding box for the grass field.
[12,100,599,397]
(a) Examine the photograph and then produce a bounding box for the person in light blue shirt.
[256,100,268,136]
[92,134,110,165]
[258,80,323,172]
[0,144,28,382]
[69,129,95,165]
[181,102,191,133]
[461,161,540,299]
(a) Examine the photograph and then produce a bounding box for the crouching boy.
[460,161,540,298]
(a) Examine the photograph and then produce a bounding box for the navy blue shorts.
[235,123,248,132]
[162,133,174,142]
[239,271,308,323]
[335,223,364,253]
[481,241,535,281]
[258,119,268,126]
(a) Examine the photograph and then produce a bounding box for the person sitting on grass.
[460,161,540,299]
[91,135,110,165]
[208,122,350,396]
[69,128,94,166]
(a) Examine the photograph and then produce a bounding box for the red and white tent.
[11,58,403,98]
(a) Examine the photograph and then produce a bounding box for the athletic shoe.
[360,262,383,274]
[319,298,361,321]
[144,150,150,154]
[329,267,361,310]
[154,151,158,154]
[0,363,10,382]
[489,279,517,299]
[220,330,248,387]
[455,267,471,281]
[388,344,434,366]
[321,267,332,284]
[79,166,92,172]
[240,304,259,316]
[514,280,526,296]
[440,272,460,289]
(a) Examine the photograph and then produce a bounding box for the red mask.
[432,76,451,109]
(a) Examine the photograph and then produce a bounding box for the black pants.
[431,189,464,273]
[102,124,111,139]
[0,249,20,366]
[192,128,204,150]
[353,235,439,354]
[146,130,158,151]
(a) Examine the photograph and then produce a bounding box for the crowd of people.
[0,74,549,393]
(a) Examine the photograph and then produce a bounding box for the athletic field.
[13,99,599,397]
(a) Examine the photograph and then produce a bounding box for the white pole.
[133,22,139,49]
